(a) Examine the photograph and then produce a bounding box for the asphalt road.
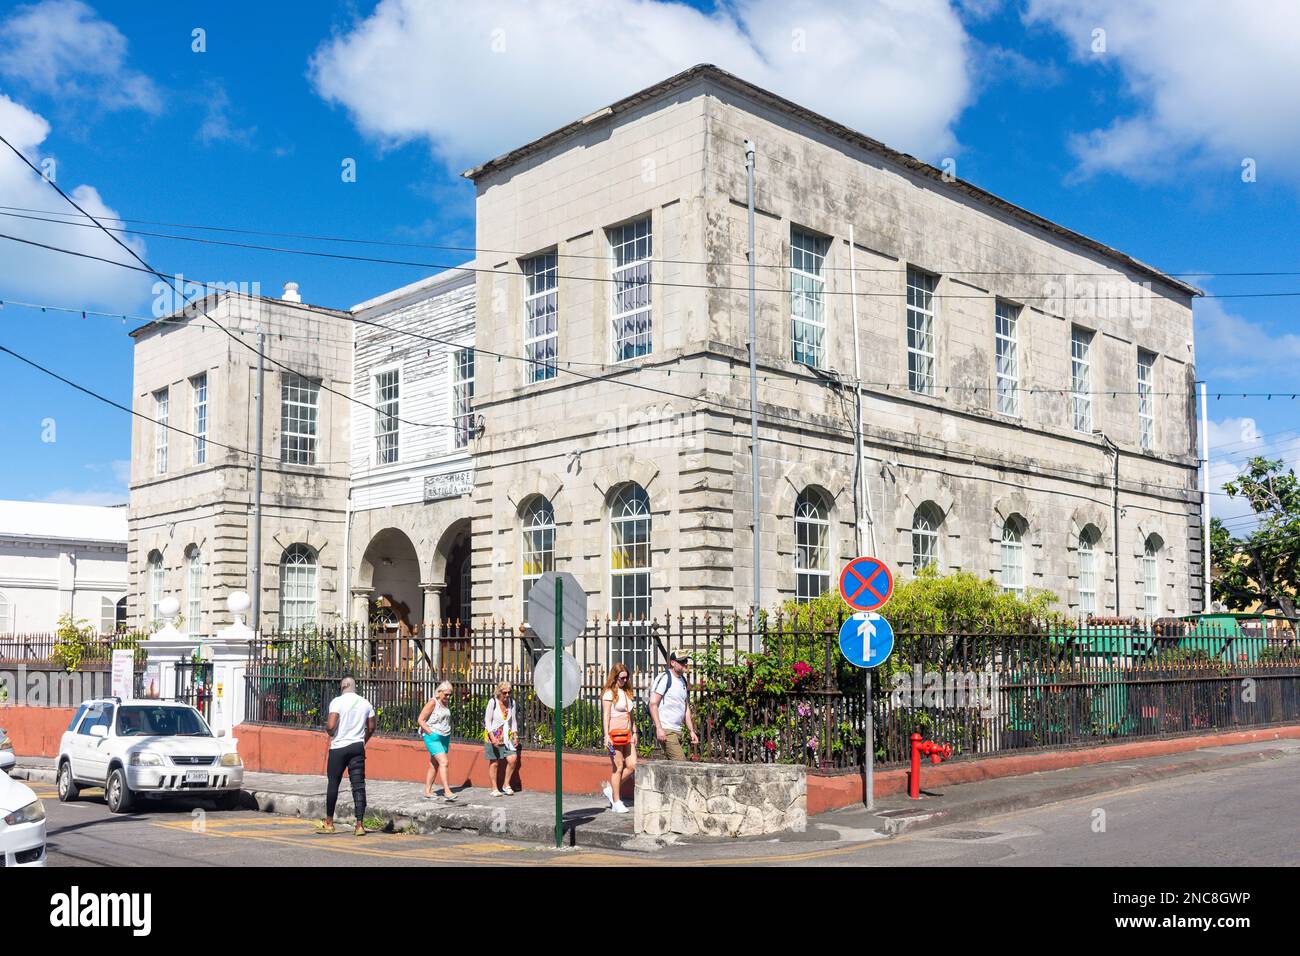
[31,751,1300,867]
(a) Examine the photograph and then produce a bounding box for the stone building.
[463,63,1202,657]
[345,267,477,635]
[127,286,352,634]
[0,500,127,635]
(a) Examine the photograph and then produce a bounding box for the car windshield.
[116,706,212,738]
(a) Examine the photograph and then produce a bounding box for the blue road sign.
[838,556,894,612]
[838,612,895,669]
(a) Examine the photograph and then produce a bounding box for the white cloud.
[0,94,150,309]
[0,0,160,114]
[1195,298,1300,382]
[197,83,256,147]
[1024,1,1300,184]
[309,0,974,168]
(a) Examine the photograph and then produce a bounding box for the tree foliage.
[1211,456,1300,617]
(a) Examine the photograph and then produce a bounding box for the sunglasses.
[617,674,629,681]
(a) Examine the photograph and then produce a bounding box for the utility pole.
[250,329,265,628]
[1098,432,1121,614]
[1200,382,1212,611]
[848,226,865,556]
[745,139,761,613]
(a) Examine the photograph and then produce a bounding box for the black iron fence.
[242,614,1300,769]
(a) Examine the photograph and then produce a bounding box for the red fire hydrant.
[908,732,953,799]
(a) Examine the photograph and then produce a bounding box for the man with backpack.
[649,650,698,760]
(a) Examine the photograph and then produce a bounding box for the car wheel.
[215,791,242,812]
[57,761,80,802]
[106,767,134,814]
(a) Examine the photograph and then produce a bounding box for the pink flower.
[807,736,819,750]
[764,740,776,752]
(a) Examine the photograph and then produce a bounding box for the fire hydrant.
[908,732,953,799]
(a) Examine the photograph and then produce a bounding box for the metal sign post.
[838,555,895,812]
[554,575,563,847]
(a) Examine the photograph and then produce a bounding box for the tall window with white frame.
[280,544,318,631]
[99,597,116,635]
[1071,327,1093,433]
[906,267,936,395]
[995,301,1020,417]
[794,488,831,602]
[523,252,558,382]
[147,551,164,624]
[520,496,555,621]
[153,388,169,475]
[1143,535,1162,617]
[791,228,830,369]
[281,374,319,464]
[186,546,202,635]
[0,593,10,634]
[452,348,475,450]
[610,483,652,671]
[191,373,207,465]
[373,368,400,465]
[1001,516,1027,597]
[1137,349,1156,452]
[1078,526,1099,615]
[610,217,652,362]
[912,503,942,572]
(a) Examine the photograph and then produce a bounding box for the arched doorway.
[357,528,421,666]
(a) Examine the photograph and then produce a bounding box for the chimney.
[281,281,301,303]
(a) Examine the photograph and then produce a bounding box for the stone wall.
[634,760,807,837]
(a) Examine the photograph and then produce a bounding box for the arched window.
[794,488,831,603]
[147,551,164,623]
[280,544,318,632]
[521,496,556,619]
[186,546,203,635]
[610,483,651,669]
[1143,535,1163,617]
[1000,516,1027,597]
[0,592,11,634]
[912,503,943,572]
[1078,526,1100,614]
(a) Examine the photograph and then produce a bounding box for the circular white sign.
[533,650,581,710]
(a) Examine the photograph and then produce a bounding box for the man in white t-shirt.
[321,677,376,836]
[650,650,698,760]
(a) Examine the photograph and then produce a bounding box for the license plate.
[184,770,209,784]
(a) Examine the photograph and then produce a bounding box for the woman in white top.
[482,681,519,797]
[418,681,456,802]
[600,662,638,813]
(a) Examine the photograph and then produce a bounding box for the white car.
[0,739,47,867]
[56,698,244,814]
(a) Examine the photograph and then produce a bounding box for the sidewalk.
[14,736,1300,851]
[13,756,652,851]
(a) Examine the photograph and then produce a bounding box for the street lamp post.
[1096,431,1122,614]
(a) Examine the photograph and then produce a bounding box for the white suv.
[57,699,244,814]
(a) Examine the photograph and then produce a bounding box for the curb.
[11,766,656,852]
[867,746,1293,837]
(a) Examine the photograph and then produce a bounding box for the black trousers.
[326,741,367,820]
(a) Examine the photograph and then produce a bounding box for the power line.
[0,133,456,433]
[6,213,1300,301]
[0,233,1240,500]
[4,202,1300,279]
[0,342,346,466]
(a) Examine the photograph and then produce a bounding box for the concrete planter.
[634,760,807,837]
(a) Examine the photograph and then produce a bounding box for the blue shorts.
[423,733,451,757]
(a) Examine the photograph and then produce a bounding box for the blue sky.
[0,0,1296,532]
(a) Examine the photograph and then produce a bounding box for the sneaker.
[490,789,503,798]
[502,786,514,796]
[601,782,614,806]
[611,801,630,814]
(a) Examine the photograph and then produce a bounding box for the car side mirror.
[0,750,15,773]
[217,728,227,738]
[89,725,109,739]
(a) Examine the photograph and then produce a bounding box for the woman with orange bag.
[600,662,637,813]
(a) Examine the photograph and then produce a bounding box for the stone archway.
[356,528,422,635]
[427,518,472,629]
